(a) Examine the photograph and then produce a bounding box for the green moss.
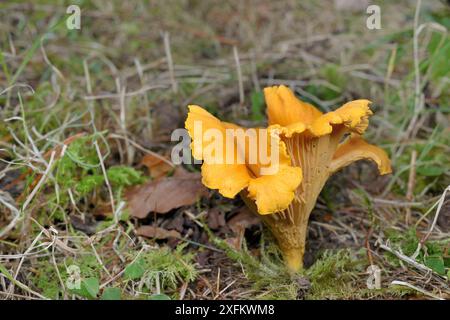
[212,231,303,299]
[30,260,61,299]
[107,166,146,187]
[123,244,198,299]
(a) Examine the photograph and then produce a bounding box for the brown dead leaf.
[93,202,113,217]
[172,166,195,178]
[207,208,226,230]
[164,213,185,233]
[228,207,260,234]
[226,207,261,250]
[126,171,208,218]
[140,154,174,179]
[136,225,181,239]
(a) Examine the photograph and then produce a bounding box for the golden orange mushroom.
[185,85,391,271]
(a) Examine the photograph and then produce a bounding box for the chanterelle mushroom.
[185,85,391,271]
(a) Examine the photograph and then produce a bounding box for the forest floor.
[0,0,449,300]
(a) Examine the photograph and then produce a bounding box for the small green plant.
[101,287,122,300]
[385,228,449,276]
[29,254,104,300]
[123,244,198,298]
[55,134,145,199]
[63,255,104,299]
[32,133,146,223]
[71,277,100,299]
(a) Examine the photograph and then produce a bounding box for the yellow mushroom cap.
[185,105,302,214]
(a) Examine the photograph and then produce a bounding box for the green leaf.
[148,294,171,300]
[444,256,450,268]
[101,287,122,300]
[424,255,446,275]
[82,277,100,299]
[72,277,100,299]
[0,263,15,283]
[427,33,450,80]
[124,259,145,280]
[417,166,446,177]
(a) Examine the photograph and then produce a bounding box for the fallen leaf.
[164,213,185,233]
[196,251,210,267]
[172,166,195,178]
[228,207,260,234]
[207,208,226,230]
[126,171,208,218]
[226,207,261,250]
[93,202,113,217]
[136,226,181,239]
[140,154,174,179]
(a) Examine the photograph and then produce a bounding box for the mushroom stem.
[261,202,310,272]
[242,191,312,272]
[281,245,304,271]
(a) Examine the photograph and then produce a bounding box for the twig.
[218,279,237,296]
[89,240,112,279]
[183,210,205,228]
[365,226,374,266]
[107,133,175,167]
[405,150,417,225]
[0,192,20,239]
[40,38,65,81]
[233,46,245,107]
[116,78,132,165]
[0,270,48,300]
[163,31,178,93]
[99,245,150,289]
[94,140,116,214]
[179,282,188,300]
[405,0,423,140]
[215,267,221,299]
[372,198,423,207]
[412,185,450,259]
[83,85,167,100]
[376,240,440,277]
[22,150,56,211]
[7,228,50,298]
[390,280,444,300]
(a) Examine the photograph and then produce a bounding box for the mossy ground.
[0,0,449,299]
